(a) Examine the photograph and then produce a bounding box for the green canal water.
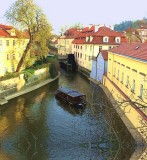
[0,71,135,160]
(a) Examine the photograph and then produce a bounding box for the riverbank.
[0,74,59,105]
[89,77,147,160]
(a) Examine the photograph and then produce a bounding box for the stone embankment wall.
[0,67,49,99]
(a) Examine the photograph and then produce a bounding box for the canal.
[0,71,135,160]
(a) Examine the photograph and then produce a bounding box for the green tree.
[71,22,83,29]
[5,0,52,72]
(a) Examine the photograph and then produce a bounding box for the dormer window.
[90,36,93,42]
[86,37,89,42]
[115,37,120,43]
[10,29,16,36]
[103,36,109,43]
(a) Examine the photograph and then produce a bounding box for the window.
[121,72,124,83]
[132,79,135,93]
[109,46,112,50]
[13,54,15,60]
[85,54,86,60]
[78,52,79,58]
[113,68,116,77]
[11,66,15,72]
[115,37,120,43]
[117,70,119,80]
[74,45,75,48]
[85,45,87,51]
[7,54,10,60]
[0,40,2,46]
[13,40,15,46]
[80,53,82,59]
[103,37,109,42]
[81,46,82,49]
[90,46,92,51]
[139,84,143,98]
[126,75,129,88]
[6,40,9,46]
[89,56,91,61]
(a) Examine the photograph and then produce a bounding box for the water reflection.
[15,97,25,121]
[0,116,9,137]
[0,72,135,160]
[56,99,86,115]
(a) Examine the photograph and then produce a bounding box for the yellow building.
[0,24,29,77]
[105,43,147,115]
[137,26,147,43]
[58,28,81,55]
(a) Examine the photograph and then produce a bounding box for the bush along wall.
[49,61,60,79]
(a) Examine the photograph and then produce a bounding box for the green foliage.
[49,63,56,79]
[71,22,83,29]
[49,61,60,79]
[0,72,20,81]
[46,39,58,53]
[46,55,58,62]
[114,18,147,31]
[24,68,35,74]
[60,23,83,35]
[5,0,52,71]
[114,21,133,31]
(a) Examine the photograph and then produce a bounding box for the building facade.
[105,43,147,114]
[137,26,147,43]
[90,50,108,83]
[0,24,30,76]
[58,28,81,55]
[72,25,126,76]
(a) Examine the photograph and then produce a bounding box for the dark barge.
[55,86,87,107]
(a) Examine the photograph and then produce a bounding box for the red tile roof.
[0,24,29,39]
[110,43,147,61]
[72,38,85,44]
[72,26,127,44]
[64,28,81,39]
[0,29,9,37]
[82,25,95,33]
[100,50,108,60]
[0,24,13,30]
[96,26,125,37]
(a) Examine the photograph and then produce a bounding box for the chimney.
[109,25,114,30]
[95,24,103,32]
[89,24,93,29]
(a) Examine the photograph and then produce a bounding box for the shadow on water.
[56,98,86,116]
[0,71,136,160]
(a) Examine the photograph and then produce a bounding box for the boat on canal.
[55,86,87,107]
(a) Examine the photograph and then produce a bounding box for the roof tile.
[110,43,147,61]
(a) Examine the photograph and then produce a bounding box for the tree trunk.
[16,40,31,72]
